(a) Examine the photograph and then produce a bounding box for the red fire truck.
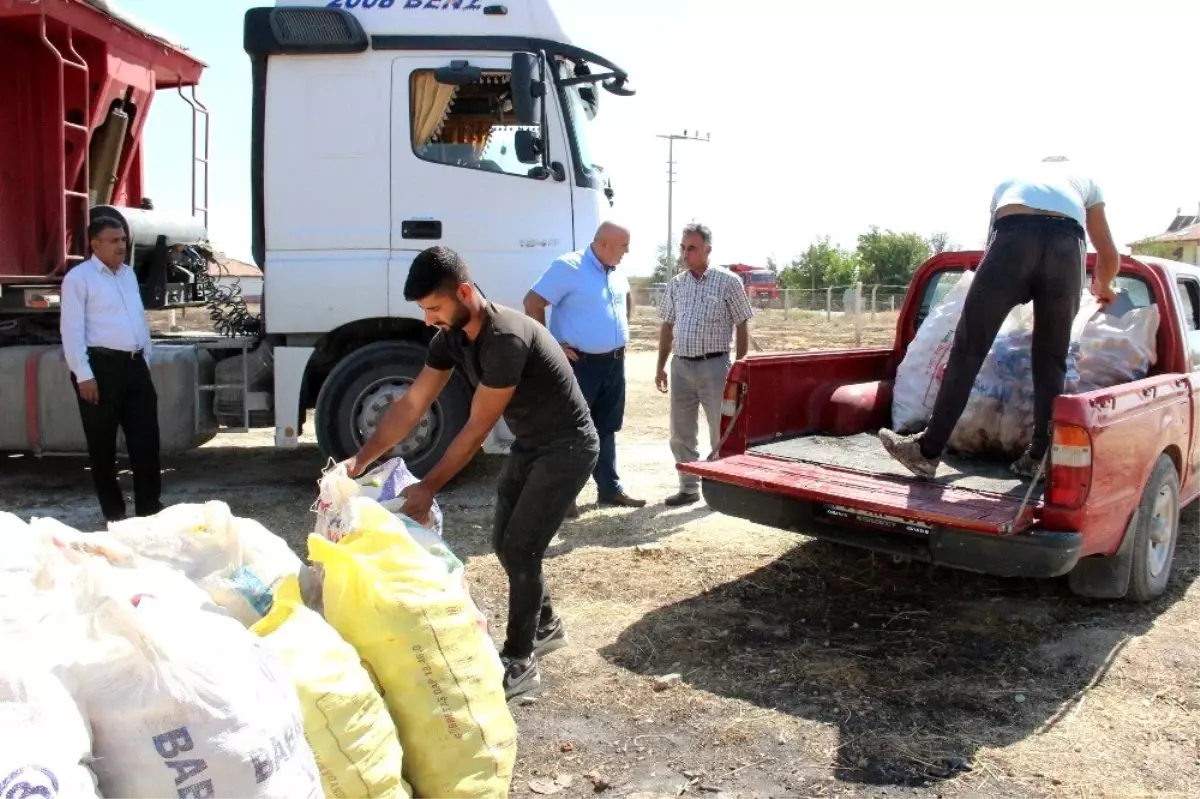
[726,263,780,305]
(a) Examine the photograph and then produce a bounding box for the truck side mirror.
[511,51,544,127]
[514,129,541,165]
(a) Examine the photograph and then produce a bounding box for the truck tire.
[313,340,473,478]
[1125,455,1182,602]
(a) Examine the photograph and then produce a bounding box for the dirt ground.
[4,306,1198,799]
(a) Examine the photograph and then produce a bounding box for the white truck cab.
[233,0,635,475]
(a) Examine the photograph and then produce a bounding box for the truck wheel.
[1126,455,1181,602]
[314,340,473,478]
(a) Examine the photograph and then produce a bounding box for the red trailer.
[0,0,210,327]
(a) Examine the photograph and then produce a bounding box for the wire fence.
[632,283,910,318]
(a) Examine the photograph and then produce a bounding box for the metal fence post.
[826,286,832,322]
[854,282,863,346]
[870,285,878,321]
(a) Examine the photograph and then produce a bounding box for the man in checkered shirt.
[655,223,754,505]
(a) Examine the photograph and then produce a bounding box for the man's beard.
[438,300,471,332]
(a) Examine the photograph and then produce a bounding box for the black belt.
[576,347,625,361]
[995,213,1085,240]
[679,351,728,362]
[88,346,143,360]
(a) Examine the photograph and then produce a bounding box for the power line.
[656,130,710,271]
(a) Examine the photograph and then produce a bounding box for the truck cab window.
[410,70,540,178]
[1176,278,1200,370]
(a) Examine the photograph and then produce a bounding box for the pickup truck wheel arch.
[1125,455,1182,603]
[1067,454,1182,602]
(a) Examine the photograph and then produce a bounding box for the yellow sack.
[251,574,412,799]
[308,500,517,799]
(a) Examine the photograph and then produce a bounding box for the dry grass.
[8,296,1197,799]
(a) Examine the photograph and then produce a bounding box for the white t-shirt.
[990,159,1103,229]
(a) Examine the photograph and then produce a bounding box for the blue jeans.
[571,353,626,499]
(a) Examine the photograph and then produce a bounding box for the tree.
[765,255,780,274]
[927,231,958,254]
[650,242,677,283]
[1130,237,1181,260]
[855,226,932,286]
[778,236,861,290]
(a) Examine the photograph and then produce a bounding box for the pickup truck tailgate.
[680,433,1041,536]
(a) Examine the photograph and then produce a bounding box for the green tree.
[779,236,861,290]
[765,255,779,274]
[650,242,677,283]
[927,231,959,254]
[1130,237,1180,260]
[855,226,932,286]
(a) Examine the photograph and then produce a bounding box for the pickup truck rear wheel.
[314,340,473,478]
[1126,455,1181,602]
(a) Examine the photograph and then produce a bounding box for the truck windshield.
[556,60,605,184]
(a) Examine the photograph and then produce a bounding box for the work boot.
[878,429,940,480]
[565,501,581,519]
[1009,449,1046,482]
[664,491,700,507]
[502,654,541,701]
[598,491,647,508]
[533,616,569,657]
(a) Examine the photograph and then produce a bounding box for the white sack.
[106,501,301,626]
[0,666,102,799]
[75,594,323,799]
[891,271,975,433]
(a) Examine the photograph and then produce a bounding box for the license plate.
[817,503,933,536]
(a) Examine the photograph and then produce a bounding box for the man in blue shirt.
[881,156,1120,482]
[525,222,647,511]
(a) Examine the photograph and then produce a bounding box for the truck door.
[388,55,575,313]
[1175,276,1200,498]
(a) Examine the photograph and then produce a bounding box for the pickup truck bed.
[695,432,1041,539]
[750,433,1037,498]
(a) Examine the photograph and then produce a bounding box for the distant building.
[1129,210,1200,266]
[208,255,262,303]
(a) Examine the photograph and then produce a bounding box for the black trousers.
[570,352,626,499]
[922,214,1085,461]
[491,435,599,659]
[72,348,163,520]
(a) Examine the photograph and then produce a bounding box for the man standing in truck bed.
[881,156,1120,481]
[344,246,599,700]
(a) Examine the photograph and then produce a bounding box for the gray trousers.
[669,354,730,493]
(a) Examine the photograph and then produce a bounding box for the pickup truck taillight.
[1048,424,1092,508]
[721,381,740,419]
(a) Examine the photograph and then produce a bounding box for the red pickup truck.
[681,252,1200,602]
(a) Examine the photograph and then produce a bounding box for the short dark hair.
[681,222,712,246]
[88,216,124,241]
[404,246,471,302]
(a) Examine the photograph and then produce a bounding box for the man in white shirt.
[881,156,1120,482]
[61,217,163,522]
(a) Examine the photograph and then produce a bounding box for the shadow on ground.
[600,503,1200,790]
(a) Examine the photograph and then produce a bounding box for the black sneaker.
[501,654,541,701]
[533,616,569,657]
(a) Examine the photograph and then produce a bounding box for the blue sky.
[123,0,1200,274]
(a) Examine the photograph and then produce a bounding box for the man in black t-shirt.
[344,246,599,700]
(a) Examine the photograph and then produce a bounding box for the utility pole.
[656,130,710,271]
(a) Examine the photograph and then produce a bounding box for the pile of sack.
[892,271,1161,458]
[0,457,515,799]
